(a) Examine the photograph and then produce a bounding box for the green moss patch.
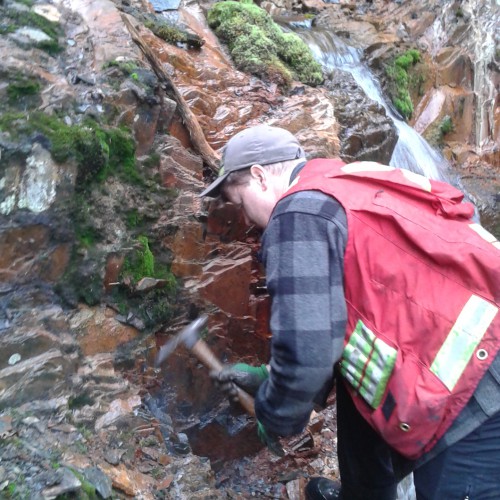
[0,112,140,189]
[110,236,179,329]
[423,114,454,149]
[103,59,142,77]
[143,18,204,49]
[208,0,323,88]
[122,236,156,282]
[5,9,61,39]
[7,75,41,104]
[3,8,63,54]
[385,49,421,120]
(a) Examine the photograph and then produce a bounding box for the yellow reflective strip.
[469,223,500,249]
[342,162,395,173]
[401,169,432,191]
[431,295,498,390]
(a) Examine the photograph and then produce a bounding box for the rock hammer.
[154,315,256,417]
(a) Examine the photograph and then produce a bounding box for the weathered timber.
[122,14,220,173]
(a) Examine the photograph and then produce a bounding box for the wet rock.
[0,348,78,409]
[0,415,13,437]
[0,0,497,498]
[42,468,82,499]
[99,462,156,497]
[196,247,253,318]
[172,432,191,455]
[104,448,125,465]
[435,47,473,89]
[326,71,398,164]
[94,394,142,431]
[71,306,140,356]
[83,466,113,499]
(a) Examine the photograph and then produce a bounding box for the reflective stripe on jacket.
[283,158,500,459]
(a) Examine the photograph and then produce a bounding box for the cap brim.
[199,172,230,198]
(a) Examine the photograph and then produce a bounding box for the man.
[200,124,500,500]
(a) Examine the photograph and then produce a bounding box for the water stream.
[294,28,451,182]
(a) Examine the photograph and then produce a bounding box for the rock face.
[326,71,398,164]
[0,0,498,497]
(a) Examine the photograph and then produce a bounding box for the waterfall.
[295,28,450,181]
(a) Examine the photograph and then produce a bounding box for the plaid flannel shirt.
[254,189,348,436]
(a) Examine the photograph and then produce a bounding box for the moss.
[56,249,104,307]
[423,115,454,149]
[142,152,161,169]
[5,9,61,39]
[68,393,94,409]
[121,236,155,282]
[145,19,187,45]
[385,49,421,119]
[0,24,17,35]
[1,8,63,55]
[394,49,420,70]
[0,112,139,189]
[67,467,98,498]
[125,208,143,229]
[110,282,178,330]
[142,16,201,49]
[5,483,17,497]
[103,59,141,75]
[7,76,41,103]
[231,25,292,87]
[36,38,63,55]
[439,115,453,135]
[112,237,178,329]
[208,0,322,88]
[70,193,102,249]
[278,31,323,85]
[77,227,99,248]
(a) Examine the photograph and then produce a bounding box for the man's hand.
[210,363,269,402]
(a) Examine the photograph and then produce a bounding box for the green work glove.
[257,420,285,457]
[211,363,269,402]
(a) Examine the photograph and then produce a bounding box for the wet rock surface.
[0,0,498,498]
[325,70,398,164]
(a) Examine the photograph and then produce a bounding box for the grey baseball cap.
[199,124,305,198]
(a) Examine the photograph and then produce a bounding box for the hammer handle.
[190,339,256,417]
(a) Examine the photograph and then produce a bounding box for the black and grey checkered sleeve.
[255,190,348,436]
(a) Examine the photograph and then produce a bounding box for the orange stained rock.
[76,307,139,356]
[99,463,155,498]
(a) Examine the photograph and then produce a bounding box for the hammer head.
[154,315,208,368]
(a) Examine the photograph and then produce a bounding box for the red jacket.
[284,159,500,459]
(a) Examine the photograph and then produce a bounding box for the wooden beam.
[122,13,220,173]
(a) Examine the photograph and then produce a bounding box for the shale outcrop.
[0,0,498,497]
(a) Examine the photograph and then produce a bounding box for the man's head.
[200,124,306,228]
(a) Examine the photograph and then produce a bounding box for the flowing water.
[295,28,451,182]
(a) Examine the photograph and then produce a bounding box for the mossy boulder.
[0,112,139,189]
[207,0,323,88]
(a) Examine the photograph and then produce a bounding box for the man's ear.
[250,165,267,190]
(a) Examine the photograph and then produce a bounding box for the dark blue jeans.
[336,379,500,499]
